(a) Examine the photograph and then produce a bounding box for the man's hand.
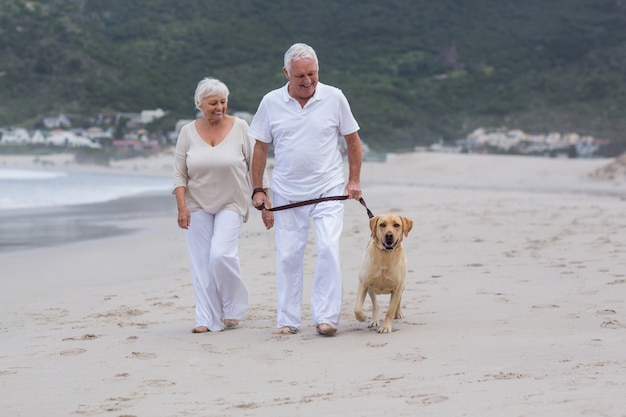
[345,179,362,200]
[261,204,274,230]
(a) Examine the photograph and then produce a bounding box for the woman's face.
[198,94,228,121]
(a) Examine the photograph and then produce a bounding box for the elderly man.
[250,43,363,336]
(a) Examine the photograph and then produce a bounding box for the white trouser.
[273,183,345,330]
[184,209,248,331]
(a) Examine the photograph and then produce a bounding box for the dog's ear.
[369,216,380,236]
[401,216,413,237]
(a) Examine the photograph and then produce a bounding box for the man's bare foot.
[223,319,239,328]
[192,326,209,333]
[272,326,298,335]
[316,323,337,336]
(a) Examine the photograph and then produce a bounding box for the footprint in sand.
[372,374,404,383]
[491,371,525,380]
[150,300,174,308]
[62,334,99,341]
[600,319,626,329]
[407,393,449,405]
[91,306,148,319]
[479,371,525,381]
[129,351,157,360]
[59,348,87,356]
[393,352,427,363]
[141,379,175,388]
[532,304,560,309]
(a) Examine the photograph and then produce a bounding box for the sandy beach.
[1,151,626,416]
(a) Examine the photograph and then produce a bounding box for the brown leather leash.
[255,195,374,219]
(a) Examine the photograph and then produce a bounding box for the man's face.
[283,58,318,101]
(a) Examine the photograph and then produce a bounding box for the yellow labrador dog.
[355,214,413,333]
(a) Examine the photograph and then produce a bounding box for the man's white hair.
[284,43,319,74]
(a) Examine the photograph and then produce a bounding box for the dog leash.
[255,195,374,219]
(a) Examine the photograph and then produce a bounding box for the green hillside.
[1,0,625,151]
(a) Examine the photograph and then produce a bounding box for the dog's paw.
[394,311,404,319]
[354,310,367,322]
[377,325,392,333]
[368,320,379,328]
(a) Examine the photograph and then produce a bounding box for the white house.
[42,114,71,129]
[31,130,46,144]
[46,130,101,148]
[1,128,31,144]
[141,108,167,124]
[86,126,114,141]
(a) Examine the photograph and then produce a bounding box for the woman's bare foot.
[223,319,239,328]
[192,326,209,333]
[272,326,297,335]
[316,323,337,336]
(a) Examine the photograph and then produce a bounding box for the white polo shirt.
[249,82,360,201]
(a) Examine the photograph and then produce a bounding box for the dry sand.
[1,152,626,416]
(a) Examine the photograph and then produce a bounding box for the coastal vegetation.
[1,0,625,153]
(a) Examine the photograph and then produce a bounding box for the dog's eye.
[379,223,386,228]
[394,223,401,228]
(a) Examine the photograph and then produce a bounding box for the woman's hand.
[177,207,191,229]
[252,190,267,210]
[261,199,274,230]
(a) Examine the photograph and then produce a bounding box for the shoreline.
[0,191,176,256]
[2,151,623,254]
[1,151,624,256]
[1,151,176,254]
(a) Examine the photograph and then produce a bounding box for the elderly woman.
[173,77,272,333]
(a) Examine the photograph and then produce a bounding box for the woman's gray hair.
[284,43,319,75]
[194,77,229,109]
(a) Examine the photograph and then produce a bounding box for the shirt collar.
[281,82,324,103]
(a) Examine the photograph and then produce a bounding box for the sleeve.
[172,124,190,194]
[337,90,360,136]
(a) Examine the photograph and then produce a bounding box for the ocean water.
[0,168,172,210]
[0,168,176,254]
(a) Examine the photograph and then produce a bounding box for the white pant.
[184,209,248,331]
[273,183,345,330]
